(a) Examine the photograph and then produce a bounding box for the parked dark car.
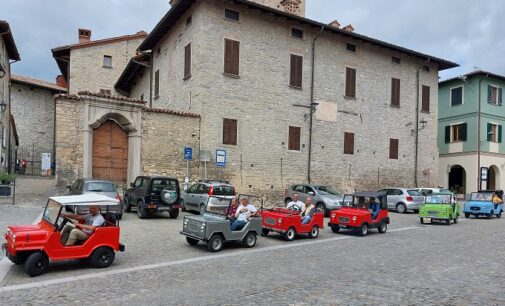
[181,180,235,214]
[67,178,123,219]
[123,176,181,219]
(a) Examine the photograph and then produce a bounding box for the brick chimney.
[342,25,355,32]
[56,75,68,88]
[78,28,92,43]
[169,0,178,5]
[329,20,341,28]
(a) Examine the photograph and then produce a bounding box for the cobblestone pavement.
[0,207,504,305]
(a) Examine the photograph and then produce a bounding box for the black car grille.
[187,221,201,234]
[265,218,277,225]
[338,216,350,223]
[470,206,481,211]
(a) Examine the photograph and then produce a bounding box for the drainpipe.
[477,74,489,191]
[414,58,431,188]
[140,51,153,108]
[308,26,324,184]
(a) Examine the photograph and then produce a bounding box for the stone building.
[10,75,66,173]
[0,20,21,173]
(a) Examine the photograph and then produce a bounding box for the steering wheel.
[58,216,74,231]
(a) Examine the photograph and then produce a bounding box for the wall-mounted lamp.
[0,100,6,114]
[419,119,428,130]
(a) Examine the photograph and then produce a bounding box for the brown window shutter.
[344,132,354,155]
[184,43,191,79]
[389,138,399,159]
[345,67,356,98]
[223,118,237,145]
[154,70,160,97]
[230,119,237,145]
[288,126,301,150]
[290,55,303,88]
[422,85,430,112]
[224,39,240,75]
[391,78,400,106]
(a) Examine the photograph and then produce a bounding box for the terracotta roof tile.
[52,31,147,52]
[143,107,200,118]
[11,74,67,92]
[78,91,146,104]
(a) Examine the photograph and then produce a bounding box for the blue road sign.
[184,147,193,161]
[216,149,226,167]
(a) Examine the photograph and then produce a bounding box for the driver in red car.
[60,205,105,246]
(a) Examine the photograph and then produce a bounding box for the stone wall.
[11,83,56,163]
[0,37,11,171]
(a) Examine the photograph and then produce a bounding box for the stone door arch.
[92,120,128,182]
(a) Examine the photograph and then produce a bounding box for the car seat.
[103,213,117,227]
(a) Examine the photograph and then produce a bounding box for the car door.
[304,186,316,201]
[196,184,208,207]
[186,184,198,207]
[386,189,398,209]
[131,177,145,203]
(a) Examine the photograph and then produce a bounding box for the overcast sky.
[2,0,504,83]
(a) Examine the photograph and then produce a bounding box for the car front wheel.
[261,229,270,236]
[308,226,319,239]
[396,203,407,214]
[497,211,502,219]
[90,247,115,268]
[330,224,340,233]
[315,203,327,216]
[137,201,148,219]
[181,200,187,212]
[378,222,387,233]
[207,235,223,252]
[488,211,494,219]
[285,227,296,241]
[464,213,470,218]
[24,251,49,277]
[242,232,257,248]
[359,224,369,236]
[186,237,199,246]
[124,196,132,212]
[446,217,451,226]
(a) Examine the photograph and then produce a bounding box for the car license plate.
[423,218,431,223]
[148,204,157,209]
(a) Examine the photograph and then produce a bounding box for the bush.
[0,172,15,184]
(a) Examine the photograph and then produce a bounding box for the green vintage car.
[419,193,459,225]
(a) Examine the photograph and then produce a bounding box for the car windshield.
[151,179,178,192]
[43,199,61,224]
[470,192,493,201]
[212,185,235,196]
[86,182,116,192]
[407,190,422,196]
[315,186,341,195]
[425,195,452,204]
[205,197,232,215]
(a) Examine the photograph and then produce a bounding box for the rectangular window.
[224,39,240,76]
[488,85,502,105]
[224,9,240,21]
[186,15,192,26]
[289,54,303,88]
[291,28,304,39]
[103,55,112,68]
[487,123,502,143]
[451,87,463,106]
[223,118,238,145]
[422,65,430,72]
[154,69,160,98]
[184,43,191,80]
[288,126,301,151]
[346,43,356,53]
[344,132,354,155]
[445,123,467,143]
[345,67,356,98]
[422,85,430,112]
[99,89,111,96]
[391,78,401,107]
[389,139,399,160]
[392,57,401,64]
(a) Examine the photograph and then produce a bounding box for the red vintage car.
[328,192,389,236]
[2,194,125,277]
[261,208,324,241]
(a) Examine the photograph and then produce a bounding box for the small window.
[223,118,238,145]
[389,139,399,160]
[186,15,192,26]
[224,39,240,76]
[291,28,304,39]
[422,65,430,72]
[184,43,191,80]
[99,89,111,96]
[445,123,467,143]
[224,9,240,21]
[156,47,161,57]
[391,78,401,107]
[422,85,430,112]
[154,70,160,98]
[488,85,502,105]
[392,57,401,64]
[103,55,112,68]
[346,43,356,53]
[288,126,301,151]
[345,67,356,98]
[450,87,463,106]
[344,132,354,155]
[487,123,502,143]
[289,54,303,88]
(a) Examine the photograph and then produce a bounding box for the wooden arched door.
[92,120,128,182]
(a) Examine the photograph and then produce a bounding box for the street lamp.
[0,100,6,114]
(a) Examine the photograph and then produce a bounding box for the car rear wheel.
[137,201,148,219]
[330,224,340,233]
[446,217,451,225]
[454,216,458,224]
[378,222,387,233]
[117,213,123,221]
[396,203,407,214]
[207,235,223,252]
[488,211,494,219]
[186,237,199,246]
[464,213,470,218]
[124,197,132,213]
[497,211,502,219]
[285,227,296,241]
[24,251,49,277]
[261,229,270,236]
[169,208,180,219]
[359,224,369,236]
[315,203,327,216]
[90,247,115,268]
[308,226,319,239]
[242,232,257,248]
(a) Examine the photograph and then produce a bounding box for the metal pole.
[204,161,207,180]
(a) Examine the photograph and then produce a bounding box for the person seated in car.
[369,197,380,220]
[357,197,367,209]
[230,197,258,231]
[301,197,315,224]
[286,193,305,212]
[60,205,105,246]
[226,197,239,224]
[492,192,503,209]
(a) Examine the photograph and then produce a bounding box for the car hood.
[334,207,369,217]
[185,214,226,223]
[420,204,451,211]
[6,223,49,242]
[465,200,491,206]
[320,195,344,201]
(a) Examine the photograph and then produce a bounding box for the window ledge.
[154,95,160,100]
[289,85,303,90]
[223,73,240,79]
[183,75,192,81]
[390,104,400,109]
[450,104,463,107]
[224,18,240,24]
[103,66,112,69]
[420,110,430,114]
[343,96,356,100]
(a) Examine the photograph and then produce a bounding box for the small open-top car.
[463,190,503,219]
[180,195,262,252]
[328,192,389,236]
[419,192,459,225]
[261,206,324,241]
[2,194,125,277]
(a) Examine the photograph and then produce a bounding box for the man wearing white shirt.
[230,197,257,231]
[286,193,305,212]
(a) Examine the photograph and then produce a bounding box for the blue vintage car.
[463,191,503,219]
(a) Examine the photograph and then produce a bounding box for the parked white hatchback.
[377,188,425,213]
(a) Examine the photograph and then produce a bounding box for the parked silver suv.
[181,180,235,214]
[377,188,425,213]
[285,184,344,216]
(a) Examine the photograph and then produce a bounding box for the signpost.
[480,166,489,191]
[216,149,226,167]
[184,147,193,191]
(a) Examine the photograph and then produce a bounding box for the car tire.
[199,204,205,215]
[330,224,340,233]
[261,229,270,236]
[420,218,424,224]
[169,208,180,219]
[124,197,132,213]
[497,211,502,219]
[464,212,470,218]
[90,247,115,268]
[186,237,199,246]
[308,226,319,239]
[446,217,451,226]
[378,222,387,234]
[207,235,224,252]
[359,224,369,237]
[24,251,49,277]
[396,203,407,214]
[315,203,327,216]
[454,216,458,224]
[137,201,148,219]
[242,232,257,248]
[181,200,187,212]
[117,213,123,221]
[487,211,494,219]
[284,198,292,205]
[285,227,296,241]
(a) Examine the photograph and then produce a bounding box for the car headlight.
[278,218,283,224]
[200,224,206,232]
[331,213,336,218]
[352,216,357,222]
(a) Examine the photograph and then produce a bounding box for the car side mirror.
[130,183,135,188]
[308,191,315,196]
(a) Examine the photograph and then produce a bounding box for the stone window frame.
[346,43,356,53]
[421,85,430,113]
[344,66,357,99]
[449,85,464,107]
[291,27,304,40]
[289,53,304,89]
[224,8,240,22]
[154,69,160,99]
[288,125,301,152]
[103,55,112,68]
[488,84,502,106]
[223,38,240,78]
